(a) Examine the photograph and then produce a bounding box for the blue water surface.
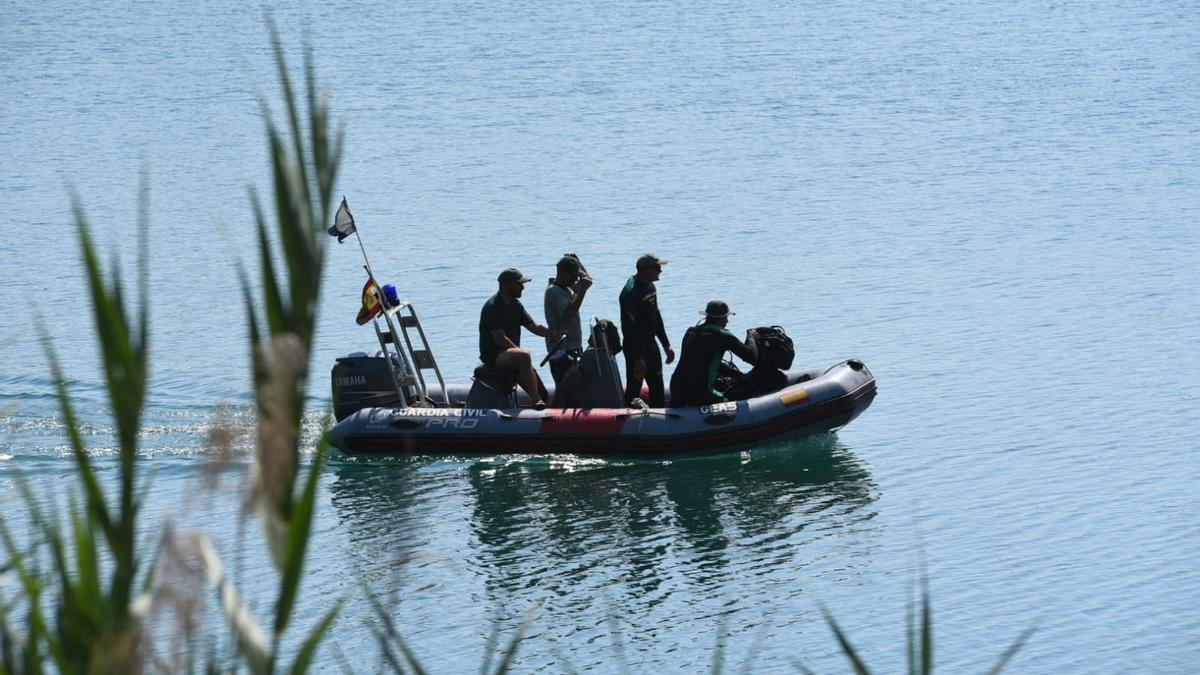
[2,0,1198,671]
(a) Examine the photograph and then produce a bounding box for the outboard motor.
[331,352,405,421]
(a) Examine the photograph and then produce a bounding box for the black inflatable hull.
[329,360,876,456]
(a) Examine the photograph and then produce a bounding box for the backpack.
[588,318,622,356]
[752,326,794,370]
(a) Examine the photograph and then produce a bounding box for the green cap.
[636,252,668,270]
[701,300,734,318]
[557,255,582,273]
[497,268,532,284]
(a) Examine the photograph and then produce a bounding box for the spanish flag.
[356,277,382,325]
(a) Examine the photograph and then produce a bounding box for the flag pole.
[333,195,379,286]
[333,198,427,404]
[353,229,378,286]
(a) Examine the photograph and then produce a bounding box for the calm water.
[2,0,1198,671]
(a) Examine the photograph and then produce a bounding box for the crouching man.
[668,300,758,407]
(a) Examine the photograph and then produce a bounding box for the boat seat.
[472,365,517,392]
[466,365,518,409]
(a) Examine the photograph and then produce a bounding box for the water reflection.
[327,436,879,659]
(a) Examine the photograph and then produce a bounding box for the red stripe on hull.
[538,409,628,435]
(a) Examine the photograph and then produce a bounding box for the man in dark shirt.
[618,253,675,407]
[669,300,758,407]
[480,268,562,409]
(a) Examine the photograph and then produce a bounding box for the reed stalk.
[0,22,344,675]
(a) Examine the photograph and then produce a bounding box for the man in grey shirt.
[543,253,593,388]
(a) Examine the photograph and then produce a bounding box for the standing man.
[543,253,593,389]
[669,300,758,407]
[619,252,675,407]
[480,268,562,410]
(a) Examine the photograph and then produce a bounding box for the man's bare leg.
[495,348,544,404]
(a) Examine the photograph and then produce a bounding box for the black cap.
[636,252,668,270]
[497,268,532,284]
[701,300,735,318]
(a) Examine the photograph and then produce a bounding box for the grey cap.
[701,300,735,318]
[636,252,668,270]
[497,268,532,284]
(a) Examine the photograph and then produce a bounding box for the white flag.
[328,197,356,242]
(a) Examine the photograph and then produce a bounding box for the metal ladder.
[373,301,449,406]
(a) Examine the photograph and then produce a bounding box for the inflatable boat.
[324,199,875,456]
[329,358,875,456]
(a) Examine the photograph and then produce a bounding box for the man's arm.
[490,328,519,350]
[562,276,592,319]
[522,315,561,339]
[655,310,674,364]
[618,290,641,361]
[728,330,758,365]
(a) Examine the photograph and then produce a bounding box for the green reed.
[0,165,153,672]
[0,21,345,674]
[809,571,1036,675]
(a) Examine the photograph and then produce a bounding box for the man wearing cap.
[480,268,562,409]
[543,253,593,389]
[668,300,758,407]
[619,253,675,407]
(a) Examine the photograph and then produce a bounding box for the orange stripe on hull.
[779,389,810,407]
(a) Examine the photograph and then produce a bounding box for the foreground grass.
[0,22,341,674]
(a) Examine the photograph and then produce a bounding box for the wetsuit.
[669,323,758,407]
[619,276,670,407]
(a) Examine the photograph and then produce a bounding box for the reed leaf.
[15,182,151,673]
[480,621,500,675]
[361,580,429,675]
[250,193,289,346]
[817,603,872,675]
[267,19,313,227]
[906,580,917,675]
[919,578,932,675]
[77,508,101,607]
[242,25,341,673]
[191,532,270,675]
[710,614,729,675]
[273,441,328,637]
[287,602,342,675]
[0,516,47,675]
[984,625,1037,675]
[370,625,408,675]
[490,600,541,675]
[37,320,115,554]
[65,191,148,617]
[820,576,1034,674]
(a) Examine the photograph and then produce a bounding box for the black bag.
[723,365,787,401]
[751,326,794,370]
[719,326,794,401]
[588,319,622,356]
